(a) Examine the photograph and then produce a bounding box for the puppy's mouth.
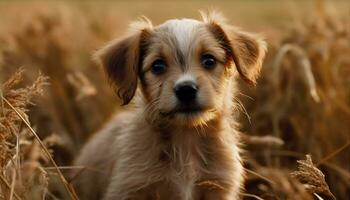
[160,105,210,116]
[158,104,218,126]
[175,106,204,114]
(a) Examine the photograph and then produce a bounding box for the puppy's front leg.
[200,189,239,200]
[102,169,166,200]
[197,181,239,200]
[103,184,157,200]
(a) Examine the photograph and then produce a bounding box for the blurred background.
[0,0,349,199]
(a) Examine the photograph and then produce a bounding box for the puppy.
[73,11,266,200]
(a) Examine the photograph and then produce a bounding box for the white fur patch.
[175,73,196,85]
[160,19,200,55]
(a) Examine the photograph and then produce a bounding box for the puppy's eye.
[201,54,216,69]
[151,59,167,75]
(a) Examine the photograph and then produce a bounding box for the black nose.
[175,81,198,103]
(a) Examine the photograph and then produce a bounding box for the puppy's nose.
[175,81,198,103]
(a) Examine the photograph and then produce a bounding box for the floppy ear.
[202,11,267,85]
[226,28,267,85]
[94,22,152,105]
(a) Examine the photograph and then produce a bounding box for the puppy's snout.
[175,81,198,103]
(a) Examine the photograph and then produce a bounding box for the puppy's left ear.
[203,12,267,85]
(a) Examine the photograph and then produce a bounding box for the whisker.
[234,97,251,125]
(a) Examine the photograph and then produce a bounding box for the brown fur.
[73,11,266,200]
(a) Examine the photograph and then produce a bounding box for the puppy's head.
[94,11,266,128]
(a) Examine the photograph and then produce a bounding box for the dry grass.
[292,155,335,200]
[0,68,49,199]
[0,0,349,199]
[242,1,350,198]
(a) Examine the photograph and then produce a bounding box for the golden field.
[0,0,349,199]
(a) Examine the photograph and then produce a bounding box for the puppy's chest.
[159,131,210,182]
[157,130,227,200]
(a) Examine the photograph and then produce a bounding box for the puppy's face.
[95,12,266,128]
[141,19,233,126]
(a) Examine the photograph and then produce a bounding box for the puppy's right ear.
[94,19,152,105]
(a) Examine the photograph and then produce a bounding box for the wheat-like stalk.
[0,68,78,200]
[291,155,336,200]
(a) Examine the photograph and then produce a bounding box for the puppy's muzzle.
[174,81,198,103]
